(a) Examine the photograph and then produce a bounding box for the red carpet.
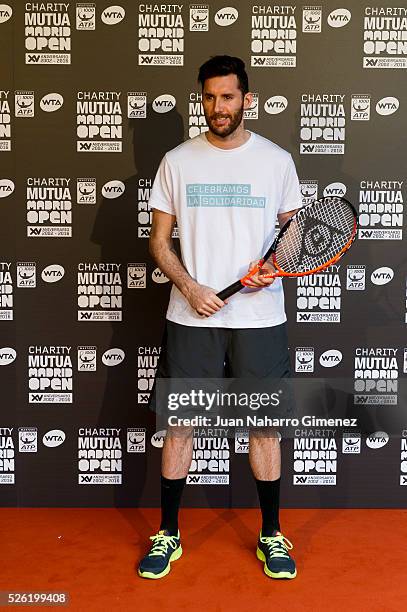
[1,508,407,611]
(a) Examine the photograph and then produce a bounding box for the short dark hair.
[197,55,249,96]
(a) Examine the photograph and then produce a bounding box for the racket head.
[270,196,358,277]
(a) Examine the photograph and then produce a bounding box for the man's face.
[202,74,248,138]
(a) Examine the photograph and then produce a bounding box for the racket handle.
[217,280,244,301]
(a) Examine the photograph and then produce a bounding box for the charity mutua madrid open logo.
[293,435,337,485]
[187,437,230,485]
[296,265,342,323]
[77,263,122,321]
[25,2,71,65]
[363,6,407,68]
[28,345,73,404]
[77,91,122,152]
[358,179,404,240]
[26,177,72,238]
[251,4,297,67]
[138,4,184,65]
[78,428,122,484]
[354,347,399,406]
[300,93,346,154]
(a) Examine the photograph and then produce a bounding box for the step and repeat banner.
[1,1,407,507]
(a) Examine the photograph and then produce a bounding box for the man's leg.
[228,324,296,579]
[139,321,227,579]
[249,429,281,535]
[160,426,194,535]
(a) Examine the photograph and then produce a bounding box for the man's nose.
[214,97,226,114]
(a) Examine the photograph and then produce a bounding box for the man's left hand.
[243,260,276,288]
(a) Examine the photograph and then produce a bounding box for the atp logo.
[346,265,366,290]
[189,5,209,31]
[128,264,146,288]
[295,347,314,373]
[76,4,95,30]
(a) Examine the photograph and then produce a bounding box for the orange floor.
[1,507,407,612]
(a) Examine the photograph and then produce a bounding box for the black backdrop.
[1,1,407,507]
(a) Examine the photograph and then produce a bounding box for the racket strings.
[275,198,356,274]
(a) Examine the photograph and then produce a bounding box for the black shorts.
[149,321,292,422]
[155,320,291,379]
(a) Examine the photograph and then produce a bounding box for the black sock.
[255,477,281,536]
[159,475,187,536]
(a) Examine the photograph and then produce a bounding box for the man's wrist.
[180,278,198,299]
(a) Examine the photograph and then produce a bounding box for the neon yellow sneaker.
[138,530,182,579]
[256,530,297,579]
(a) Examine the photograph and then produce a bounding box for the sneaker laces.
[260,532,293,559]
[148,532,179,557]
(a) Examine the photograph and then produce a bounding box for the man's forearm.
[149,238,197,297]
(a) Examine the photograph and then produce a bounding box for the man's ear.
[243,92,254,109]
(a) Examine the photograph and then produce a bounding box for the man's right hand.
[184,282,227,317]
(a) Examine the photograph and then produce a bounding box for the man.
[138,55,302,580]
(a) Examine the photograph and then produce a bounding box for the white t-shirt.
[149,131,302,328]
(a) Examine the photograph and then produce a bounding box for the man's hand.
[243,260,276,288]
[184,282,227,317]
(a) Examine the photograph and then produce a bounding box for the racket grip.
[217,280,244,301]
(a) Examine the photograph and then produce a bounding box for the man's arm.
[149,209,226,317]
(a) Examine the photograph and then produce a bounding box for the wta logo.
[214,7,238,27]
[102,348,125,367]
[327,9,351,28]
[41,264,65,283]
[319,350,342,368]
[370,267,394,286]
[43,430,66,448]
[264,96,288,115]
[152,94,176,114]
[0,347,16,365]
[40,93,63,113]
[366,432,389,449]
[0,179,14,198]
[376,97,399,116]
[101,5,125,25]
[102,180,125,199]
[151,430,167,448]
[0,4,12,23]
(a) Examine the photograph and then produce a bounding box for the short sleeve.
[148,154,176,215]
[278,154,303,214]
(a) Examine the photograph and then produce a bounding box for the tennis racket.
[217,196,358,301]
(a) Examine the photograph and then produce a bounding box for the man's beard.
[205,104,244,138]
